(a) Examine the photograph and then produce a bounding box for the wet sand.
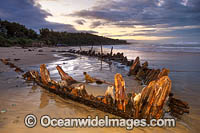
[0,46,199,133]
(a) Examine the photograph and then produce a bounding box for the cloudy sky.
[0,0,200,43]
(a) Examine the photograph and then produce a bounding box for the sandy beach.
[0,46,200,133]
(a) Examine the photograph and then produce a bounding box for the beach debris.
[56,65,77,85]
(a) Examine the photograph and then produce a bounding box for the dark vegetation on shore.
[0,19,127,47]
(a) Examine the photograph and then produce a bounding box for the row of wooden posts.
[68,46,134,66]
[68,47,166,85]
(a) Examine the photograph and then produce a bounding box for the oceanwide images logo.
[24,114,176,129]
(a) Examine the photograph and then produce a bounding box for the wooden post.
[101,45,103,56]
[110,46,113,56]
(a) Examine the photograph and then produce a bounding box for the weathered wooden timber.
[128,57,172,85]
[128,56,140,76]
[136,75,172,119]
[0,58,190,119]
[168,94,190,117]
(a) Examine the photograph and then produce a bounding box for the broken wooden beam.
[128,56,141,76]
[56,65,77,85]
[136,75,172,119]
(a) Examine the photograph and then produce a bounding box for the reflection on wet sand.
[37,85,113,118]
[39,89,50,109]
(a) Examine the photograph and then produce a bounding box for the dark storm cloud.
[71,0,200,28]
[70,0,200,41]
[0,0,76,32]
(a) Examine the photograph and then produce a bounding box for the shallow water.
[0,44,200,132]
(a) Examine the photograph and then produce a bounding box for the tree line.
[0,19,127,47]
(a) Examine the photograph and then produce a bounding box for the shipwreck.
[0,50,189,120]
